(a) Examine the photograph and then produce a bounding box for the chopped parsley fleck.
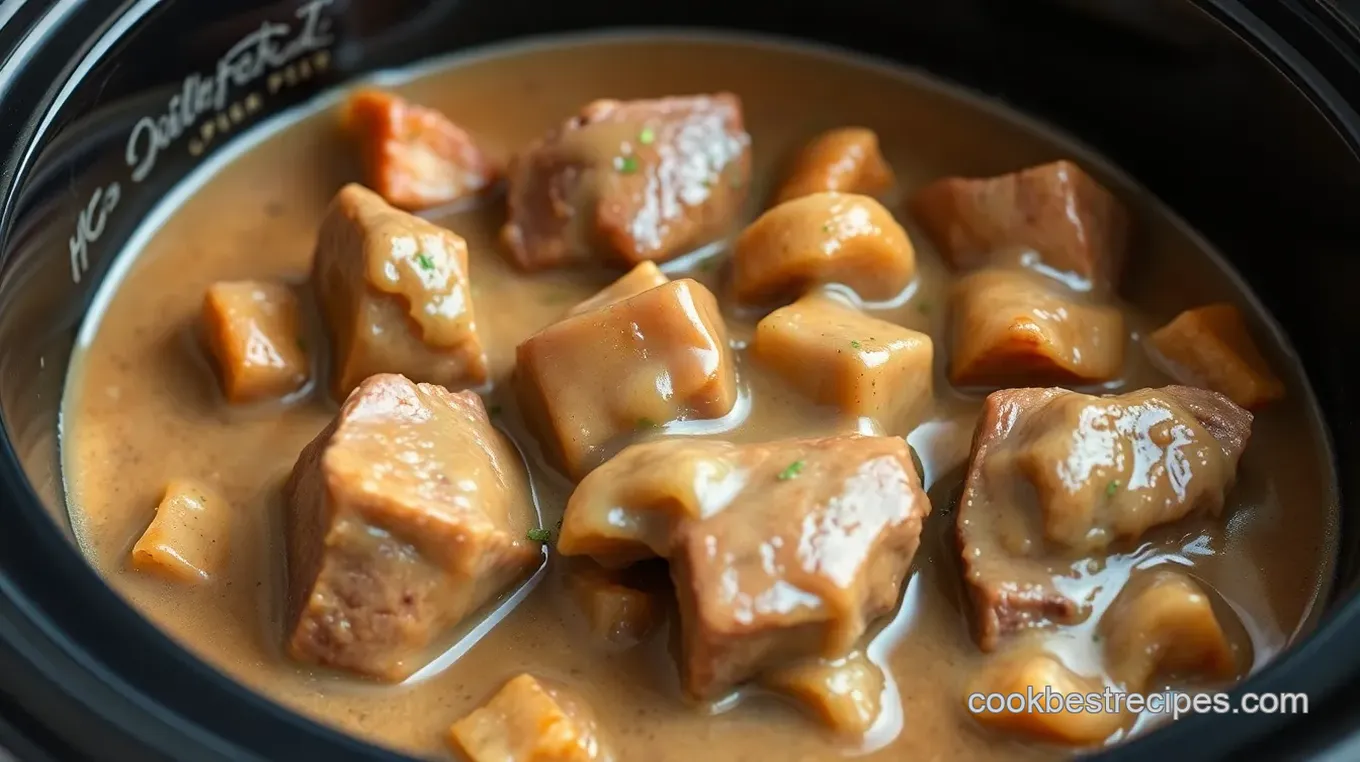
[1106,479,1122,497]
[638,126,656,145]
[615,155,639,174]
[415,252,435,271]
[637,417,659,430]
[778,460,806,481]
[821,223,832,233]
[917,301,931,314]
[850,340,862,349]
[527,527,551,543]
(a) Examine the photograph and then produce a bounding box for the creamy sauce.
[61,34,1337,760]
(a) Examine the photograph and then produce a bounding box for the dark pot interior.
[2,1,1359,759]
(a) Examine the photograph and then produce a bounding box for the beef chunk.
[312,183,488,402]
[566,261,669,318]
[1149,303,1285,409]
[774,127,894,204]
[283,374,539,680]
[130,479,229,584]
[957,386,1251,650]
[733,192,916,305]
[201,280,309,403]
[448,674,612,762]
[911,160,1128,291]
[343,89,499,210]
[950,268,1124,388]
[752,292,933,432]
[515,279,736,480]
[559,435,929,698]
[761,651,886,736]
[501,94,751,271]
[967,648,1128,745]
[1099,569,1242,688]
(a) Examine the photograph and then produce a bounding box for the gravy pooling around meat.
[61,34,1337,761]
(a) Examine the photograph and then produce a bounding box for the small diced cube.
[566,562,664,647]
[950,269,1124,387]
[734,192,916,305]
[911,160,1129,291]
[1100,570,1241,689]
[283,375,538,680]
[774,127,894,204]
[516,279,736,480]
[201,280,309,403]
[448,674,610,762]
[752,292,932,432]
[131,479,229,584]
[1148,303,1285,409]
[566,261,669,318]
[968,650,1128,745]
[312,183,488,402]
[343,89,499,210]
[762,651,885,736]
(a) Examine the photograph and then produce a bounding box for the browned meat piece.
[201,280,309,403]
[752,292,933,432]
[911,160,1129,291]
[515,279,736,480]
[501,94,751,271]
[956,385,1251,650]
[283,374,539,680]
[565,261,669,318]
[312,183,488,402]
[1099,569,1243,688]
[761,651,886,736]
[733,192,916,305]
[1149,303,1286,409]
[774,127,894,204]
[950,268,1124,388]
[448,673,612,762]
[559,435,929,699]
[343,89,499,210]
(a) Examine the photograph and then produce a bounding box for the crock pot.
[2,0,1359,759]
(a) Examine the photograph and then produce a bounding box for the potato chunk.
[559,435,929,698]
[911,160,1128,291]
[566,562,664,647]
[516,279,736,480]
[752,292,932,431]
[566,261,669,318]
[312,183,488,401]
[449,674,611,762]
[968,649,1128,745]
[1149,303,1285,409]
[733,192,916,305]
[1100,570,1241,688]
[283,374,539,680]
[950,269,1124,387]
[201,280,309,403]
[762,651,885,736]
[956,386,1252,650]
[775,127,894,204]
[130,479,229,584]
[502,94,751,271]
[343,89,499,210]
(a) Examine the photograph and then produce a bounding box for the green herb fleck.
[1106,479,1121,497]
[638,127,656,145]
[916,301,931,314]
[615,155,639,174]
[821,223,832,233]
[415,252,435,271]
[850,340,862,349]
[778,460,806,481]
[527,527,551,543]
[637,417,659,430]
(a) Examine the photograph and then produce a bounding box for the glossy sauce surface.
[62,35,1337,760]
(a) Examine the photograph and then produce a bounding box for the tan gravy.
[61,34,1337,761]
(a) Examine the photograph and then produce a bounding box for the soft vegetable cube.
[761,651,886,736]
[967,650,1128,745]
[774,127,894,204]
[1149,303,1285,409]
[201,280,309,403]
[448,674,611,762]
[1100,570,1241,688]
[566,562,664,647]
[131,479,229,584]
[752,292,933,432]
[566,261,669,318]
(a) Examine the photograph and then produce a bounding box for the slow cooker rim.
[1,0,1359,759]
